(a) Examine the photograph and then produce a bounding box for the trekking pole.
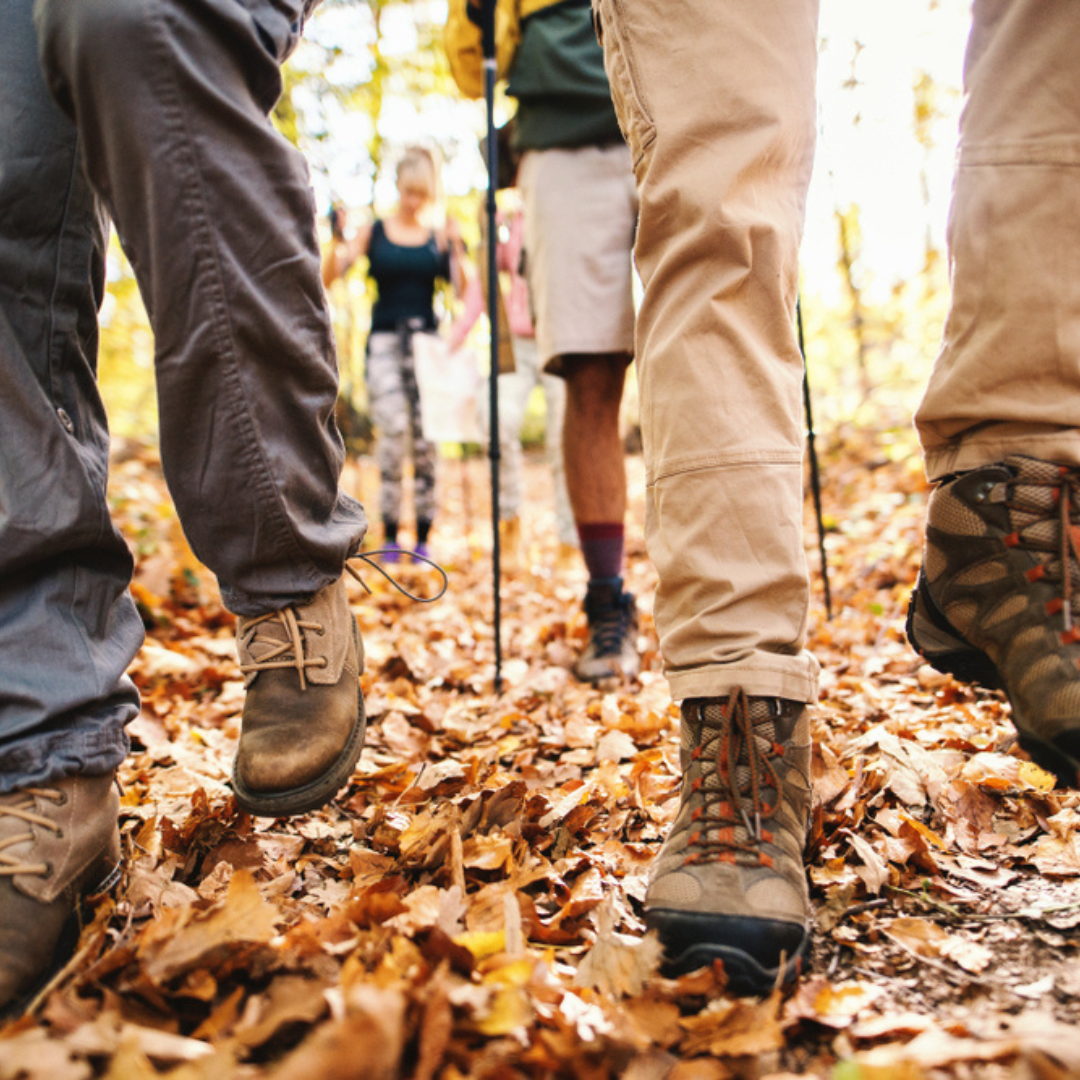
[480,0,504,693]
[797,296,832,620]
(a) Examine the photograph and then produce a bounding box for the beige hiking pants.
[917,0,1080,479]
[595,0,821,704]
[599,0,1080,703]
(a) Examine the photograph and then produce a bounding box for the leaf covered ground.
[4,430,1080,1080]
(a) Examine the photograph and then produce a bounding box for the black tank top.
[367,219,451,332]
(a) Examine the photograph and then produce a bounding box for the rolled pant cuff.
[665,653,819,706]
[923,428,1080,483]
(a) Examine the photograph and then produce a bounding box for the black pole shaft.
[481,0,503,693]
[797,297,832,620]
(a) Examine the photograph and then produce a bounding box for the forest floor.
[3,422,1080,1080]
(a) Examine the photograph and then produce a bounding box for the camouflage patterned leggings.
[365,330,437,528]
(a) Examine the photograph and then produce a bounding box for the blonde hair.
[396,146,438,203]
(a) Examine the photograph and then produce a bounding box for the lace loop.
[346,550,449,604]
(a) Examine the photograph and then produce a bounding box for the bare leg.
[562,353,627,525]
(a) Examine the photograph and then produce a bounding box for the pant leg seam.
[647,449,803,486]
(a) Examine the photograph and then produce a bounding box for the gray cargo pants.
[0,0,366,791]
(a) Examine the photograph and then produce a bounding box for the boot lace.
[999,462,1080,638]
[681,689,783,870]
[0,789,63,877]
[238,551,448,689]
[586,593,633,657]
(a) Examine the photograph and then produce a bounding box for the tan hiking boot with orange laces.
[908,455,1080,787]
[645,691,813,994]
[0,774,121,1017]
[232,575,366,817]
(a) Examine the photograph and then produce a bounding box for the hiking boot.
[573,577,640,683]
[907,455,1080,787]
[0,773,121,1017]
[233,575,366,817]
[645,691,812,994]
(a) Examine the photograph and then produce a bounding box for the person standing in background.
[445,0,640,683]
[324,148,465,561]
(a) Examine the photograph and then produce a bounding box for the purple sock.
[577,522,624,582]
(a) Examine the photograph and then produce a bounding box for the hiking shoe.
[233,575,366,817]
[645,691,812,994]
[0,773,121,1017]
[907,455,1080,787]
[573,577,640,682]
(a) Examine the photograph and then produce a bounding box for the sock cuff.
[577,522,624,542]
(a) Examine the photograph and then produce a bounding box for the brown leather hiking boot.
[645,691,813,994]
[0,773,121,1017]
[908,456,1080,787]
[573,577,640,683]
[232,575,366,817]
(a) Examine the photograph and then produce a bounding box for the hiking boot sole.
[648,910,810,996]
[231,688,366,817]
[907,573,1080,788]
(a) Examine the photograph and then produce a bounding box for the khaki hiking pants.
[595,0,821,703]
[596,0,1079,703]
[917,0,1080,478]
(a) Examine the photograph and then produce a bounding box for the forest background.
[96,0,969,457]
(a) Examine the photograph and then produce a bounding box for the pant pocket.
[592,0,656,169]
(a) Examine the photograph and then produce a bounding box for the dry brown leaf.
[138,870,279,984]
[845,831,890,894]
[574,899,663,997]
[270,985,406,1080]
[884,917,948,957]
[938,934,993,974]
[233,975,330,1049]
[680,992,785,1057]
[783,976,884,1029]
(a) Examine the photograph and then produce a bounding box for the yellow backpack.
[443,0,565,100]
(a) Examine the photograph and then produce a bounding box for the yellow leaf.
[473,985,532,1036]
[1018,761,1056,792]
[454,929,506,961]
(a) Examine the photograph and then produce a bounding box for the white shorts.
[517,143,638,374]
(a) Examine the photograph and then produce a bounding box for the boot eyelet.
[44,862,54,878]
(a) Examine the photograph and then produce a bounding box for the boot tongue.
[695,698,783,832]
